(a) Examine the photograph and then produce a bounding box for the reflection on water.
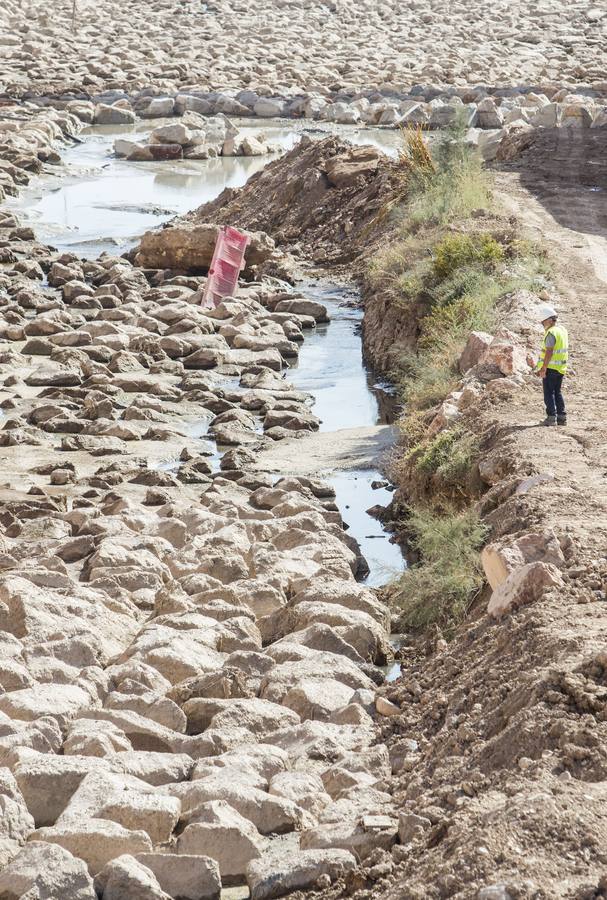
[286,284,400,432]
[329,470,402,588]
[7,116,403,258]
[8,131,276,257]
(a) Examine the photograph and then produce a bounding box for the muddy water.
[8,122,277,258]
[285,283,402,585]
[13,120,405,586]
[8,118,401,259]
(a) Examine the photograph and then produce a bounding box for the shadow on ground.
[498,125,607,240]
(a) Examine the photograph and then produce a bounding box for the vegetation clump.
[391,506,487,632]
[413,426,479,493]
[432,232,504,280]
[373,115,550,635]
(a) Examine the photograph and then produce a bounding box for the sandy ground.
[253,425,395,477]
[493,129,607,550]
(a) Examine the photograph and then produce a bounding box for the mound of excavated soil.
[183,136,394,269]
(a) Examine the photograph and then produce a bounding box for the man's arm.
[529,332,556,377]
[538,346,553,377]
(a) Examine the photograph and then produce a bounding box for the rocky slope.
[2,0,607,100]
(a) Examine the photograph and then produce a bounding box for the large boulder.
[15,756,110,827]
[150,123,192,146]
[135,224,275,275]
[476,97,504,129]
[135,853,221,900]
[300,818,398,858]
[459,331,493,374]
[482,530,565,590]
[273,298,328,323]
[140,98,176,118]
[0,768,35,850]
[0,684,98,725]
[167,779,304,835]
[487,562,563,618]
[561,103,593,128]
[530,102,561,128]
[0,841,96,899]
[94,855,170,899]
[94,104,136,125]
[268,772,331,819]
[323,146,380,188]
[253,98,285,117]
[177,799,265,880]
[97,792,181,845]
[31,818,153,875]
[246,848,356,900]
[478,329,529,377]
[281,678,356,722]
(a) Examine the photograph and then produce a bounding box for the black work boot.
[542,415,557,426]
[557,415,567,426]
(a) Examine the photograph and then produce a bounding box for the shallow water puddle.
[286,285,398,431]
[329,471,402,588]
[283,283,403,583]
[8,123,277,258]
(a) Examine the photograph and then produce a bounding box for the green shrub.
[414,428,460,473]
[408,166,490,227]
[406,114,490,226]
[391,506,487,632]
[395,270,426,303]
[396,235,550,411]
[432,232,504,280]
[414,426,479,492]
[420,292,493,349]
[437,431,479,491]
[398,347,459,411]
[429,266,493,308]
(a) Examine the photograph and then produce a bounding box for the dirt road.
[494,126,607,554]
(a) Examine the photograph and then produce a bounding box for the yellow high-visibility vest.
[539,325,568,375]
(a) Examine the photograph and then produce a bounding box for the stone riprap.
[1,0,606,102]
[0,102,400,897]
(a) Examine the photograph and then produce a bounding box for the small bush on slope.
[391,506,487,632]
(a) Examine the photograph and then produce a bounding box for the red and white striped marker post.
[202,225,251,308]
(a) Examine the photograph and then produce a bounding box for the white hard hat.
[538,303,557,321]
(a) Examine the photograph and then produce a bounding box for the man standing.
[527,303,569,426]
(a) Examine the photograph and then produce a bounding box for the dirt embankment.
[359,286,423,378]
[179,136,394,270]
[326,127,607,898]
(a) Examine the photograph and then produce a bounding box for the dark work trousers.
[543,368,566,417]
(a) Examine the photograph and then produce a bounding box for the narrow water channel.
[11,119,405,590]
